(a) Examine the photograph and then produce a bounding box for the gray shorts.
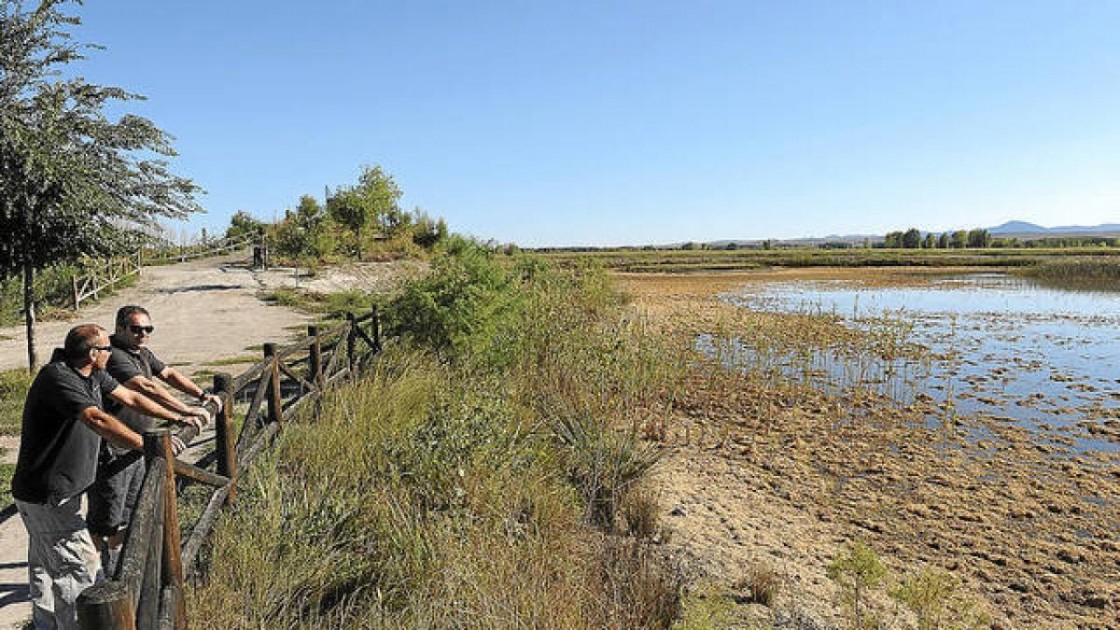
[86,449,145,538]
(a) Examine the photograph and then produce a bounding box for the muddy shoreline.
[621,268,1120,629]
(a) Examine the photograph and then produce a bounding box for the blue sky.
[72,1,1120,247]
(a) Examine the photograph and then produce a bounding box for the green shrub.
[890,568,990,630]
[827,541,887,630]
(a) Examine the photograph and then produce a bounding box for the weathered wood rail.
[143,234,256,266]
[76,305,383,629]
[69,234,258,312]
[71,253,143,311]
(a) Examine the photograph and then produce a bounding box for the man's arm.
[108,385,203,429]
[78,406,144,451]
[122,374,210,425]
[159,366,222,412]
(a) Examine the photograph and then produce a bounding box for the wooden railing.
[71,253,143,311]
[143,234,257,266]
[76,305,383,629]
[68,235,258,312]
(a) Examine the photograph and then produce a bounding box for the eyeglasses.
[128,325,155,335]
[92,345,112,353]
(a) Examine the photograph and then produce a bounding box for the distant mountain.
[988,221,1120,236]
[988,221,1047,234]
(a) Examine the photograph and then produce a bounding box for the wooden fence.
[69,234,258,311]
[142,234,257,266]
[71,253,143,311]
[76,306,383,629]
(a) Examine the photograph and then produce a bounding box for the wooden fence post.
[77,581,136,630]
[263,343,283,425]
[308,326,324,390]
[345,313,357,374]
[144,430,186,630]
[72,276,81,311]
[213,373,237,504]
[371,304,381,352]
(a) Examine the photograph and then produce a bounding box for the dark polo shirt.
[11,361,121,505]
[104,335,166,440]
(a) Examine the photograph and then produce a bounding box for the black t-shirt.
[104,335,167,450]
[11,361,121,504]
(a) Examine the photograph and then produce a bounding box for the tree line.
[883,228,991,249]
[223,165,448,263]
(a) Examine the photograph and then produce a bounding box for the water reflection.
[715,273,1120,453]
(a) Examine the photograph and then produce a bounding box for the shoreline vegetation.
[183,242,1116,628]
[1,244,1116,627]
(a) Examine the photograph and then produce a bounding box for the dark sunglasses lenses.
[129,325,155,334]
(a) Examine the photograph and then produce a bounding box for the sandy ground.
[0,250,416,628]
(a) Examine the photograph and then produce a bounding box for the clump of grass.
[0,368,33,436]
[673,581,735,630]
[261,286,379,322]
[734,561,781,606]
[202,355,260,367]
[890,568,991,630]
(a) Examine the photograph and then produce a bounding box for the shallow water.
[717,273,1120,453]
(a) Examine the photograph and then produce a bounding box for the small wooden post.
[213,373,237,504]
[308,326,324,390]
[77,581,136,630]
[136,494,164,627]
[345,312,358,374]
[371,303,381,352]
[144,430,185,630]
[263,343,283,424]
[72,275,81,311]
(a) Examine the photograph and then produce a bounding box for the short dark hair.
[115,305,150,329]
[64,324,105,361]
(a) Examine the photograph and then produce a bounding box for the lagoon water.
[719,273,1120,453]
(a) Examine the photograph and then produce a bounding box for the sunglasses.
[92,345,112,353]
[129,325,155,335]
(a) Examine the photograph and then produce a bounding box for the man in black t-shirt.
[88,305,216,573]
[11,324,201,630]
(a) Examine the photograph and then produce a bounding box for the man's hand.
[177,412,205,430]
[171,435,187,455]
[186,406,212,428]
[200,392,223,413]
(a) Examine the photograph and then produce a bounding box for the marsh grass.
[1016,258,1120,291]
[189,243,687,627]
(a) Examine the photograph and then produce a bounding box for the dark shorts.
[86,448,145,537]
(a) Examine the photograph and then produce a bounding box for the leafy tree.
[950,230,968,249]
[0,0,201,369]
[226,210,264,241]
[884,231,904,248]
[966,228,991,248]
[327,165,403,261]
[902,228,922,249]
[923,233,936,249]
[410,208,447,249]
[937,232,950,249]
[274,195,335,259]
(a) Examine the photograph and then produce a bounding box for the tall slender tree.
[0,0,201,369]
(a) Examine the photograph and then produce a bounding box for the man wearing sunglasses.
[11,324,202,630]
[87,305,219,574]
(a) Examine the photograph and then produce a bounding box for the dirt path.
[0,250,415,628]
